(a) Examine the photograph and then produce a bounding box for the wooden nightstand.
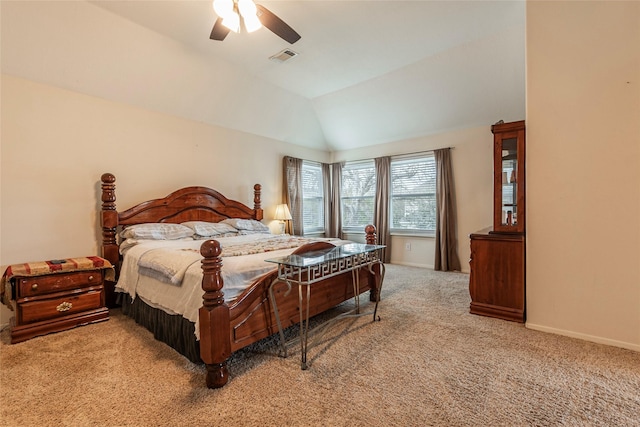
[2,257,113,343]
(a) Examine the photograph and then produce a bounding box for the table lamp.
[274,204,292,234]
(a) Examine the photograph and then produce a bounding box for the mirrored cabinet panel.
[492,121,525,233]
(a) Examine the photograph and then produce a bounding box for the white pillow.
[120,223,194,240]
[192,232,239,240]
[221,218,270,233]
[118,237,194,253]
[181,221,238,237]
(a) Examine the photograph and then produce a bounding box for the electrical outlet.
[405,242,411,251]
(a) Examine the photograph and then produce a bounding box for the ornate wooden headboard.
[100,172,263,272]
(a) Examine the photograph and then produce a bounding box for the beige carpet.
[1,265,639,427]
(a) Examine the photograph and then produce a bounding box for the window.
[390,154,437,233]
[301,161,324,233]
[341,161,376,230]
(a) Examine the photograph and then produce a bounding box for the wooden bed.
[99,173,383,388]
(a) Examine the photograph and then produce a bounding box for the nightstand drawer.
[18,290,103,324]
[17,270,102,298]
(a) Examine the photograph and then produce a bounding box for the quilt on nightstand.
[0,256,115,310]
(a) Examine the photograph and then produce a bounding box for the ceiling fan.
[210,0,301,44]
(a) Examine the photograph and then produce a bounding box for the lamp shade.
[238,0,257,17]
[213,0,234,18]
[222,11,240,32]
[274,204,292,221]
[243,14,262,32]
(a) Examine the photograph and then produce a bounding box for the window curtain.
[322,163,331,237]
[373,156,391,263]
[434,148,461,271]
[328,162,344,239]
[282,156,303,235]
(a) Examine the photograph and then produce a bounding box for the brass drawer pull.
[88,275,94,281]
[31,283,38,291]
[56,302,72,312]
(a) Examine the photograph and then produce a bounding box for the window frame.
[340,160,376,233]
[389,153,437,237]
[300,160,325,234]
[298,153,438,237]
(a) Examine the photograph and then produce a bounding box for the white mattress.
[115,234,343,339]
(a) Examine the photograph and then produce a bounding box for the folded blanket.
[220,235,318,257]
[137,236,319,286]
[138,248,202,286]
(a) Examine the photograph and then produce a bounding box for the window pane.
[341,162,375,228]
[390,156,436,232]
[302,162,324,232]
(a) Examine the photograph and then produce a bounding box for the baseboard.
[390,261,433,269]
[389,261,470,274]
[526,322,640,352]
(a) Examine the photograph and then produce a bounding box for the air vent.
[269,49,299,63]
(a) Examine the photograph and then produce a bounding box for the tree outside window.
[341,161,376,230]
[390,155,436,233]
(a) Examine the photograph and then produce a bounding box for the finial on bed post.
[199,239,231,388]
[253,183,263,220]
[365,224,381,302]
[101,173,119,268]
[365,224,377,245]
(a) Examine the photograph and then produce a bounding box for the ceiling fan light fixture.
[237,0,257,17]
[221,11,240,33]
[210,0,300,44]
[243,15,262,33]
[212,0,234,19]
[238,0,261,32]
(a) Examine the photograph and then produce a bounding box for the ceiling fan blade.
[210,17,231,41]
[256,4,301,44]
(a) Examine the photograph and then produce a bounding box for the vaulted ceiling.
[1,1,526,152]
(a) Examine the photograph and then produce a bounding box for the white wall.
[0,75,329,326]
[526,1,640,350]
[333,126,494,271]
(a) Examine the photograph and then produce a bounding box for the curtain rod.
[330,146,454,165]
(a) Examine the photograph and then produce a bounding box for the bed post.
[253,184,263,220]
[101,173,119,265]
[101,173,119,306]
[199,240,231,388]
[365,224,377,245]
[365,224,382,302]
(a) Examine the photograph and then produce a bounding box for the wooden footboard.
[198,225,381,388]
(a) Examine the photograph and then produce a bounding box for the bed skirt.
[118,293,202,363]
